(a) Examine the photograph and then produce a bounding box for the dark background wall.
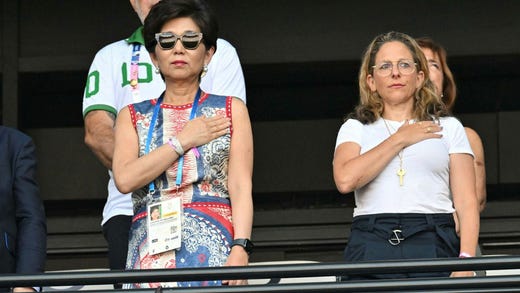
[1,0,520,270]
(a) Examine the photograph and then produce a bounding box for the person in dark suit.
[0,126,47,292]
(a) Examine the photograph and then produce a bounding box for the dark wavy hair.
[349,31,448,124]
[416,37,457,110]
[143,0,218,54]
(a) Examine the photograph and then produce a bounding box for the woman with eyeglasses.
[333,31,479,279]
[112,0,253,288]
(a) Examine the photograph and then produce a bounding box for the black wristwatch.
[231,238,254,255]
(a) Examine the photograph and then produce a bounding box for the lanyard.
[144,89,202,195]
[176,89,201,186]
[130,43,141,99]
[144,92,164,195]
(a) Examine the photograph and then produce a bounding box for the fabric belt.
[352,213,457,254]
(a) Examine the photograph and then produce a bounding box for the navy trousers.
[342,213,460,280]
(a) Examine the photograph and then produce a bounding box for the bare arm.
[465,127,486,212]
[333,140,395,193]
[112,106,231,194]
[450,153,480,277]
[223,98,254,285]
[84,110,116,169]
[333,120,442,193]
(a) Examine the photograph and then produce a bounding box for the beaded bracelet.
[168,137,184,156]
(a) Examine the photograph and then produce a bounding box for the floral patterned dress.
[124,91,234,288]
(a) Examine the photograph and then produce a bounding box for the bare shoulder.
[230,96,246,107]
[464,127,485,162]
[230,97,249,116]
[464,127,483,145]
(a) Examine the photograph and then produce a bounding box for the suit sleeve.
[14,137,47,274]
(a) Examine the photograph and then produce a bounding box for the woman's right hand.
[395,120,443,147]
[177,115,231,150]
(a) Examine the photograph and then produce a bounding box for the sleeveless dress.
[124,91,234,288]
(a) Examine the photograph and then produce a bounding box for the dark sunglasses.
[154,31,204,50]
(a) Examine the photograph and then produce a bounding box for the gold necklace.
[382,118,406,186]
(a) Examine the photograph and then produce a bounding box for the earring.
[200,64,208,78]
[155,66,160,74]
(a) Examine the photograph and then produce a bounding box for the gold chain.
[382,118,406,186]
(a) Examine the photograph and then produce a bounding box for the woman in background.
[417,37,486,212]
[418,37,486,275]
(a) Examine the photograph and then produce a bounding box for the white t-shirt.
[82,27,246,225]
[335,117,473,217]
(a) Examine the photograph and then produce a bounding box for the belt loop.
[368,215,376,231]
[425,214,434,226]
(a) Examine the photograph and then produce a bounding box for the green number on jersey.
[121,62,154,87]
[84,71,100,98]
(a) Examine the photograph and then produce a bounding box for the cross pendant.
[397,168,406,186]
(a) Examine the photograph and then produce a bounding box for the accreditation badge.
[147,197,182,255]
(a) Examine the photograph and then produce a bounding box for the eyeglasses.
[372,60,417,77]
[154,31,203,50]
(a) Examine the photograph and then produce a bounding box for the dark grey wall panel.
[499,112,520,183]
[214,0,520,64]
[27,128,107,201]
[14,0,520,71]
[19,0,137,58]
[252,119,342,193]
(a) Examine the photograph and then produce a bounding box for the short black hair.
[143,0,218,53]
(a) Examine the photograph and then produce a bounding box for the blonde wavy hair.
[349,31,448,124]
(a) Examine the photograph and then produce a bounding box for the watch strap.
[231,238,254,255]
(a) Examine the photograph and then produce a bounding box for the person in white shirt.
[82,0,245,287]
[333,31,479,279]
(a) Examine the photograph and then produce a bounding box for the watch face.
[233,239,254,254]
[245,240,253,251]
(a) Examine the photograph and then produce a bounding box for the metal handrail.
[1,255,520,292]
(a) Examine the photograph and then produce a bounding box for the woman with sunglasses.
[333,31,479,279]
[112,0,253,288]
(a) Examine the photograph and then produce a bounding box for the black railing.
[2,256,520,292]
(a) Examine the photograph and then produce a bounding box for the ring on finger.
[427,127,431,133]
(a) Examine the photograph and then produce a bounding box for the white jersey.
[335,117,473,217]
[82,27,246,225]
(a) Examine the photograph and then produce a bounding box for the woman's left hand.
[450,271,476,278]
[222,246,250,286]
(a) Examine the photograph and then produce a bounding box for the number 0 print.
[121,62,154,87]
[85,71,100,98]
